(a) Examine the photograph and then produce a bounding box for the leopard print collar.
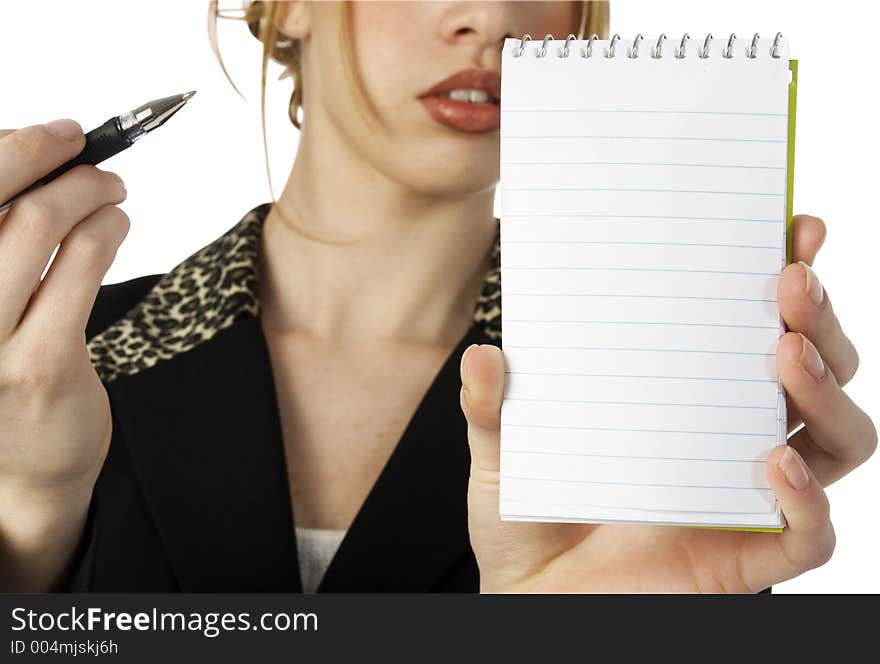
[88,202,501,384]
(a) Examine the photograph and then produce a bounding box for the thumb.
[460,343,510,588]
[460,344,585,592]
[459,343,505,476]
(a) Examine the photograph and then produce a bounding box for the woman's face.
[300,1,581,197]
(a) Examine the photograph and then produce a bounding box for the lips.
[417,67,501,134]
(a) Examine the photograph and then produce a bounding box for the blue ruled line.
[501,161,785,170]
[503,345,774,356]
[502,319,779,329]
[501,422,777,435]
[501,213,783,222]
[501,109,787,117]
[503,397,775,410]
[503,292,776,302]
[504,371,778,383]
[502,135,786,143]
[502,187,784,196]
[503,291,776,302]
[502,475,770,491]
[502,449,769,463]
[499,499,775,517]
[503,266,779,276]
[502,239,780,249]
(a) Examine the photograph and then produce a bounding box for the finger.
[739,445,836,592]
[0,165,127,337]
[778,261,859,385]
[790,214,826,266]
[0,120,85,206]
[0,129,12,185]
[777,332,877,485]
[18,204,130,338]
[784,213,832,430]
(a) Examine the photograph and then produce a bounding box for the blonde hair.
[208,1,610,198]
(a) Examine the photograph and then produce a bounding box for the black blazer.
[66,202,502,592]
[64,202,771,594]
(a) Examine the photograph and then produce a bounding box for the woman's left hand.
[460,214,877,592]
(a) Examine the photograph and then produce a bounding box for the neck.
[258,123,499,349]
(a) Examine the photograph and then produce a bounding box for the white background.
[1,1,877,593]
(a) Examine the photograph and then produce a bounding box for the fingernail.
[799,333,826,380]
[108,172,126,194]
[461,344,476,381]
[44,118,81,142]
[779,446,810,491]
[799,261,824,307]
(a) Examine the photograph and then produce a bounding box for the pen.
[0,91,196,214]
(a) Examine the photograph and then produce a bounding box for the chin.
[399,144,499,197]
[403,168,498,198]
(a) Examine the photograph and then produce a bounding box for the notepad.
[498,33,796,530]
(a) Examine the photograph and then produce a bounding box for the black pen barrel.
[0,91,194,213]
[0,116,133,211]
[39,116,133,185]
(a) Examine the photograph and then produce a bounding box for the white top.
[295,526,347,593]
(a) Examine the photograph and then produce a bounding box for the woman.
[0,1,874,593]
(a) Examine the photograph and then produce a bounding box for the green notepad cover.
[786,60,798,265]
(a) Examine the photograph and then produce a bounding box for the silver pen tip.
[132,92,197,134]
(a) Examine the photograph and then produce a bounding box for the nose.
[438,1,514,57]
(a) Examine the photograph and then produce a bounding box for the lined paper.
[499,36,791,528]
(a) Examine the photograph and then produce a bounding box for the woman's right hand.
[0,119,130,591]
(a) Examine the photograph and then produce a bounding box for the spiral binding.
[512,32,784,59]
